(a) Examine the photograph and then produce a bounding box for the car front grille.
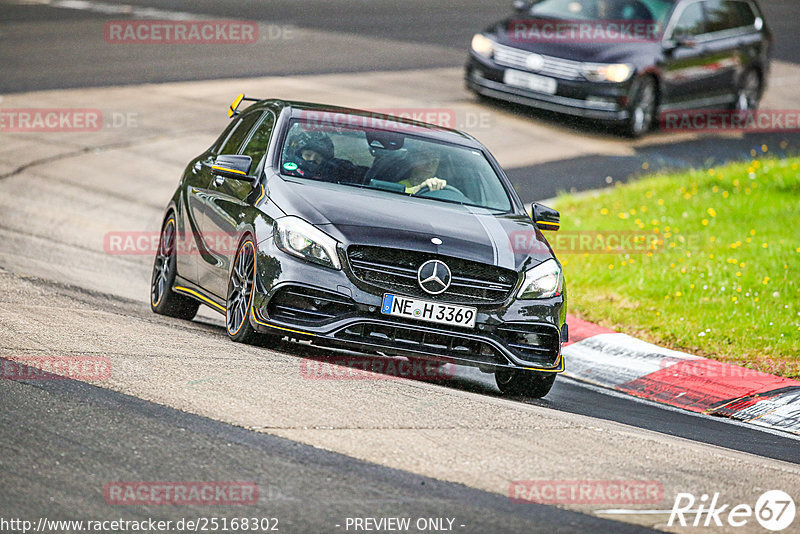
[267,286,357,326]
[493,42,583,80]
[346,245,518,305]
[333,321,508,366]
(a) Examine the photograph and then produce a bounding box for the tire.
[226,237,261,344]
[623,76,657,138]
[150,214,199,320]
[730,69,761,114]
[495,368,556,398]
[407,357,451,380]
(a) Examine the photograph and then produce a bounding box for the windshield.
[278,118,513,211]
[528,0,674,25]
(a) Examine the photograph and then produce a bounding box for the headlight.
[471,33,495,59]
[582,63,633,83]
[517,259,563,299]
[274,216,341,270]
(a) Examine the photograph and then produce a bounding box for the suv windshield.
[279,118,513,211]
[528,0,674,25]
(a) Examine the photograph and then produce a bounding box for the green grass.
[552,154,800,378]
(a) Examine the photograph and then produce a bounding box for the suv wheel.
[623,76,657,138]
[731,69,761,114]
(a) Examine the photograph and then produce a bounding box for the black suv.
[466,0,771,136]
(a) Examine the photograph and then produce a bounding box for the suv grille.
[347,245,518,305]
[493,42,583,80]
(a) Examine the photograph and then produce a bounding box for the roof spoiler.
[228,93,262,118]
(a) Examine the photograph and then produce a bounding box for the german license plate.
[503,69,557,94]
[381,294,477,329]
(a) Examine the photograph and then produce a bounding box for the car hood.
[488,16,662,64]
[269,177,553,272]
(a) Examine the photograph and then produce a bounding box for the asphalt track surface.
[2,1,800,533]
[0,368,656,534]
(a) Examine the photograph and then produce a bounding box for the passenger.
[284,130,362,183]
[286,131,335,178]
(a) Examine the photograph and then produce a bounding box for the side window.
[672,2,706,38]
[725,0,756,28]
[219,112,262,155]
[240,112,276,174]
[704,0,735,33]
[211,118,240,153]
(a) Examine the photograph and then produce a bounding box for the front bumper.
[250,239,566,373]
[466,54,632,121]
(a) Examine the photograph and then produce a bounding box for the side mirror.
[512,0,532,13]
[531,202,560,231]
[208,154,256,183]
[671,35,698,49]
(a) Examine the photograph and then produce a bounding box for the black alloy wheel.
[151,214,199,320]
[226,238,261,344]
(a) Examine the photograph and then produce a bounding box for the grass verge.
[551,155,799,378]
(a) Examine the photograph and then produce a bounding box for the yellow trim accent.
[536,220,560,228]
[228,93,245,118]
[256,184,265,204]
[174,286,225,312]
[211,165,246,175]
[251,308,315,336]
[524,353,565,373]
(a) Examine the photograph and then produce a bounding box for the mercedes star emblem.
[417,260,452,295]
[525,53,545,71]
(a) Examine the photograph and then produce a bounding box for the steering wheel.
[414,184,469,202]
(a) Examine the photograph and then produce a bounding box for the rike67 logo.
[669,490,795,531]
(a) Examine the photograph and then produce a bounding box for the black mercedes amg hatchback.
[466,0,771,136]
[151,96,567,397]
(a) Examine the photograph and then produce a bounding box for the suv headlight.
[517,259,563,299]
[582,63,633,83]
[471,33,495,59]
[274,216,341,270]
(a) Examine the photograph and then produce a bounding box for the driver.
[400,148,447,195]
